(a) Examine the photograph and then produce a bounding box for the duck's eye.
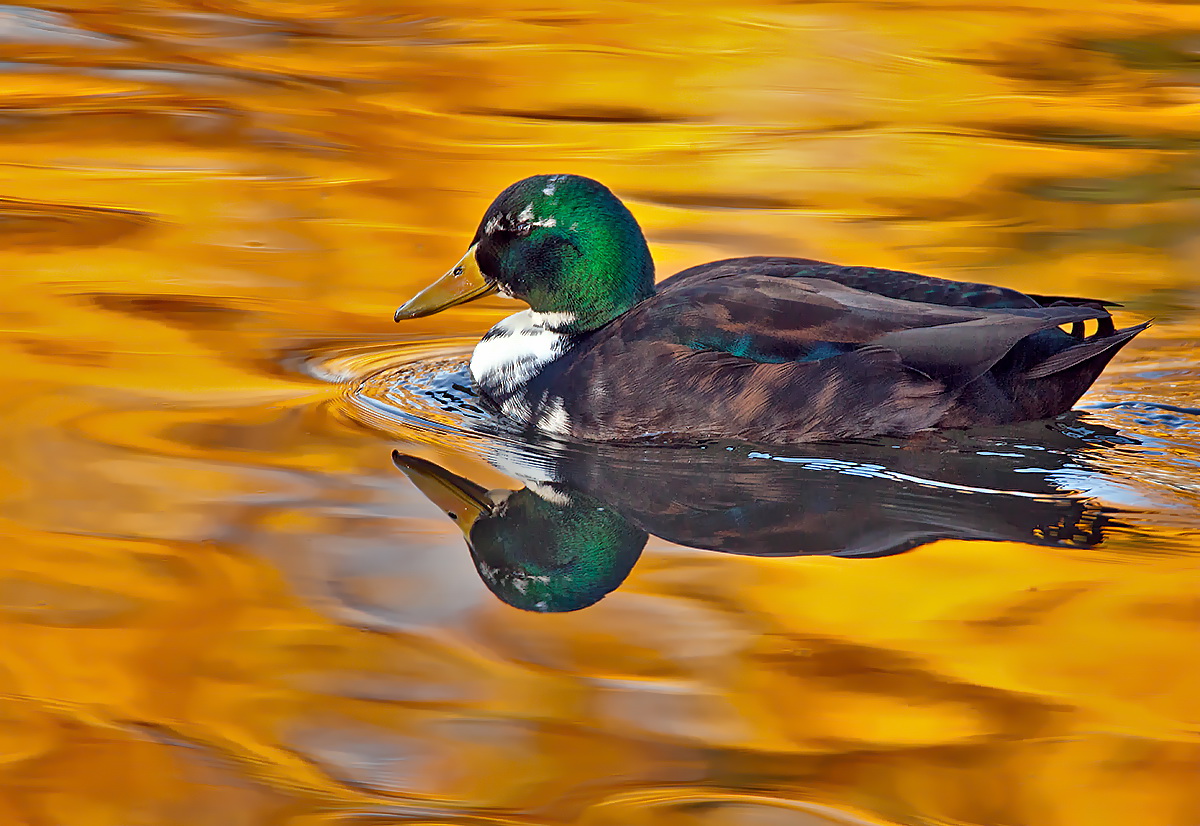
[452,266,464,276]
[447,511,458,520]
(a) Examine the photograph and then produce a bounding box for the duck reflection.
[393,418,1127,612]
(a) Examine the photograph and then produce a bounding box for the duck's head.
[395,174,655,333]
[392,451,646,612]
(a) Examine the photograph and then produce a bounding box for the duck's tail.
[1012,318,1150,419]
[1023,319,1150,380]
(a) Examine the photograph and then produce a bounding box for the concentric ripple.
[313,340,532,457]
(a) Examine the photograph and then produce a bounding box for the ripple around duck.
[356,355,497,436]
[1085,400,1200,431]
[316,340,530,458]
[1072,343,1200,510]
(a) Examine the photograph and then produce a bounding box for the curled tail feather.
[1024,320,1151,380]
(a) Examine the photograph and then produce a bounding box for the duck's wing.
[548,275,1108,443]
[633,273,1108,386]
[660,256,1113,310]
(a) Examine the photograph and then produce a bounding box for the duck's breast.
[471,310,575,433]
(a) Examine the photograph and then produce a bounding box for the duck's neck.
[470,309,582,432]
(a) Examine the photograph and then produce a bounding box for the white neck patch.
[470,310,572,411]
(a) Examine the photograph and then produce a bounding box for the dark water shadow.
[391,417,1135,612]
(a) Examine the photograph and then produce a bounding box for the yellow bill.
[391,451,500,534]
[394,244,497,321]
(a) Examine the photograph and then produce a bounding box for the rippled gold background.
[0,2,1198,825]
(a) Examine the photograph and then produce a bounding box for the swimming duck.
[394,174,1148,444]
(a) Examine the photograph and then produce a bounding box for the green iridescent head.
[395,174,656,332]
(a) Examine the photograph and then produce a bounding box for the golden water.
[0,2,1198,825]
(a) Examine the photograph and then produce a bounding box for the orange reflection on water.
[0,2,1197,825]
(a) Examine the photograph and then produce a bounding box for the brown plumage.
[520,258,1147,443]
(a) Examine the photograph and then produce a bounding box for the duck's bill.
[394,244,497,321]
[391,451,499,534]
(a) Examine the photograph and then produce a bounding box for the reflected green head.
[468,487,648,612]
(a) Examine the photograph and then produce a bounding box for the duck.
[394,174,1149,444]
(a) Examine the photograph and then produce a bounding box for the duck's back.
[660,256,1107,311]
[509,259,1145,444]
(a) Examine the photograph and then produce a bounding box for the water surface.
[1,2,1198,825]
